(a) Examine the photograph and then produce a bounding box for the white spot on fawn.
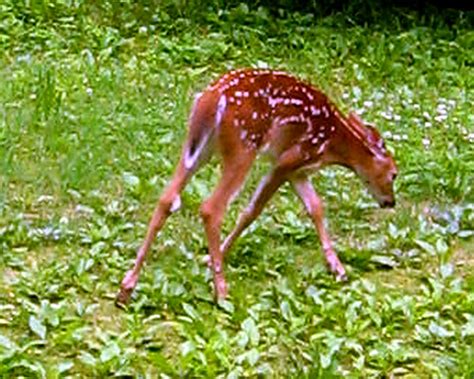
[317,140,329,154]
[290,98,303,105]
[322,106,329,118]
[215,94,227,127]
[311,106,320,116]
[269,97,286,108]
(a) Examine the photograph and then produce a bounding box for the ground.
[0,2,473,377]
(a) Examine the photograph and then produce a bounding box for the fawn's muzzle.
[380,199,396,208]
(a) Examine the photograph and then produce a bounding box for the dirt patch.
[451,240,474,278]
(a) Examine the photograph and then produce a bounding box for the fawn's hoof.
[335,270,348,282]
[330,264,347,282]
[115,287,133,309]
[326,254,347,282]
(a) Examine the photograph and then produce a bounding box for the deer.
[116,68,397,306]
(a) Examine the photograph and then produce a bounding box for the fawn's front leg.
[291,175,347,281]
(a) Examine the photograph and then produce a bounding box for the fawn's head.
[346,112,398,208]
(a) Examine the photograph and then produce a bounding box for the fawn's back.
[187,69,344,170]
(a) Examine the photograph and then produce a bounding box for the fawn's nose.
[381,199,396,208]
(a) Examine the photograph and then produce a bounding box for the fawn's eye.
[391,173,397,181]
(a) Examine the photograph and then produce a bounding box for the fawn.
[116,69,397,305]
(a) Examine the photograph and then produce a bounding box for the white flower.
[363,100,373,108]
[436,104,447,114]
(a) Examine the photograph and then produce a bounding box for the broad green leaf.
[306,285,324,306]
[242,317,260,346]
[280,301,292,321]
[428,321,454,339]
[180,341,195,357]
[0,334,17,350]
[458,230,474,238]
[415,240,436,255]
[440,263,454,279]
[461,314,474,338]
[182,303,199,321]
[246,348,260,366]
[435,239,448,254]
[123,172,140,188]
[100,342,121,362]
[320,353,332,369]
[236,330,249,348]
[79,351,97,366]
[218,299,234,314]
[227,368,241,379]
[370,255,398,267]
[58,361,74,373]
[29,316,46,340]
[11,360,46,378]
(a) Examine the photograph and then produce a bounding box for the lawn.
[0,1,473,377]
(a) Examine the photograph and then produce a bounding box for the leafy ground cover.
[0,1,473,377]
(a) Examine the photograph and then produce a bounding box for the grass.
[0,1,473,377]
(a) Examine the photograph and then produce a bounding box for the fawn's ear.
[364,123,386,151]
[348,112,387,156]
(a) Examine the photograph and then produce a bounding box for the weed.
[0,1,473,377]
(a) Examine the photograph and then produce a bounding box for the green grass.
[0,1,473,377]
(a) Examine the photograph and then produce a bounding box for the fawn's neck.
[325,112,371,173]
